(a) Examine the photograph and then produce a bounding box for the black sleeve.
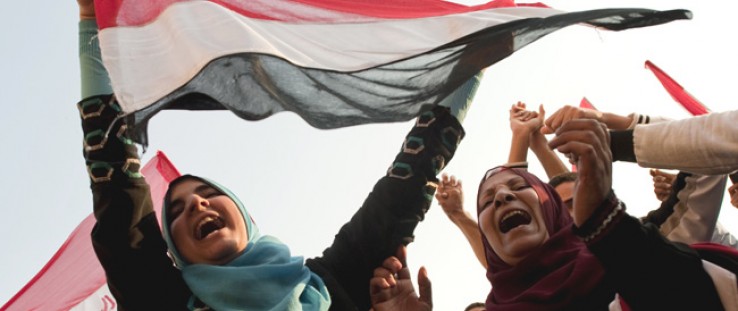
[640,172,690,226]
[574,194,724,310]
[609,130,636,163]
[307,106,464,311]
[80,95,191,310]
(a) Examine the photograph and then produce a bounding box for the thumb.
[650,169,658,177]
[538,104,546,120]
[541,126,554,135]
[418,266,433,307]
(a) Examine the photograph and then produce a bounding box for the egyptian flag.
[0,152,179,311]
[94,0,691,146]
[644,60,710,116]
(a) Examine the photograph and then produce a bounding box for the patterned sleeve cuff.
[573,191,626,244]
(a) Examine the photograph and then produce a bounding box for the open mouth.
[499,210,532,233]
[196,216,226,240]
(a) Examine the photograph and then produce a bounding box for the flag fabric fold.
[0,151,180,311]
[644,60,710,116]
[94,0,691,146]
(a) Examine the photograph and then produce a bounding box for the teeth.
[198,216,216,228]
[501,210,525,222]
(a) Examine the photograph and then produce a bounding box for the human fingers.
[435,192,447,201]
[548,120,610,156]
[418,267,433,308]
[653,184,671,202]
[548,121,612,226]
[395,245,408,268]
[448,175,458,187]
[369,274,394,305]
[539,104,546,120]
[544,105,575,134]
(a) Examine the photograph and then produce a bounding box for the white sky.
[1,1,737,310]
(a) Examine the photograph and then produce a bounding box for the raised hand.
[436,174,465,220]
[650,169,676,202]
[548,119,612,227]
[542,105,603,134]
[78,0,95,19]
[370,246,432,311]
[509,102,543,135]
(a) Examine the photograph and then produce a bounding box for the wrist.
[446,209,472,222]
[510,127,531,137]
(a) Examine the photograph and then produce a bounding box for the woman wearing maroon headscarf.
[371,119,737,311]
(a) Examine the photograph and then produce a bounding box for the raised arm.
[541,105,639,134]
[507,102,543,164]
[76,1,190,308]
[528,105,570,179]
[549,119,726,310]
[436,174,486,268]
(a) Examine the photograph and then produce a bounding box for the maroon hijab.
[478,168,613,311]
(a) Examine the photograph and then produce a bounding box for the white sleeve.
[634,110,738,175]
[660,174,727,244]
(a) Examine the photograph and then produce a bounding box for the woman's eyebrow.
[193,184,215,194]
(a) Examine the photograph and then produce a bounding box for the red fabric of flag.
[1,151,180,311]
[645,60,709,116]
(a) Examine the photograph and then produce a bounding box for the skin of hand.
[729,183,738,208]
[436,174,465,220]
[509,102,543,135]
[78,0,95,19]
[542,105,603,134]
[370,246,432,311]
[548,119,613,227]
[650,169,676,202]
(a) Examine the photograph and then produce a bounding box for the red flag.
[90,0,690,147]
[579,97,597,110]
[644,60,710,116]
[1,151,180,311]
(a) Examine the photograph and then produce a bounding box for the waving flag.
[0,152,180,311]
[94,0,691,146]
[645,60,710,116]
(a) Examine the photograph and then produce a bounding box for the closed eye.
[168,202,183,220]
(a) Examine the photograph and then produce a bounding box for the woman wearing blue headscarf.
[76,1,480,310]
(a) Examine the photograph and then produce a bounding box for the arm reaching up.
[436,174,486,268]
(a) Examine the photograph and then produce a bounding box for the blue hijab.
[162,175,331,311]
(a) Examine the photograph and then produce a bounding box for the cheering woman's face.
[167,178,249,265]
[478,170,549,266]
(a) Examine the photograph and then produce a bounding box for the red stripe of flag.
[1,152,180,311]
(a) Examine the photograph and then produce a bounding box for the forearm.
[437,71,483,123]
[508,130,530,164]
[529,132,569,179]
[599,112,633,130]
[79,20,112,99]
[661,174,727,244]
[448,212,487,269]
[80,95,190,309]
[633,110,738,175]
